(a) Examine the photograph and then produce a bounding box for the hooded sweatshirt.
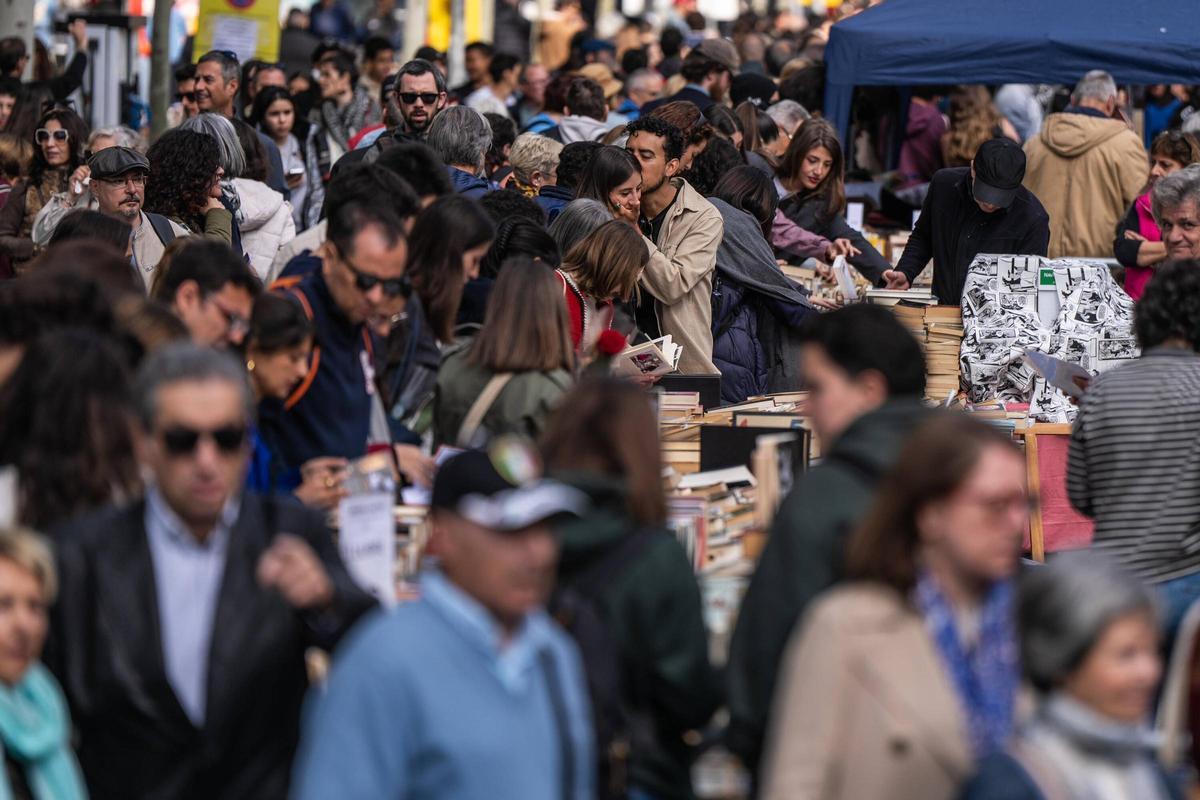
[555,473,722,800]
[725,398,932,774]
[556,114,610,144]
[1023,110,1148,258]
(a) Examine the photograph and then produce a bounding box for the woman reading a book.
[776,119,891,286]
[556,220,648,349]
[432,258,575,450]
[575,145,643,228]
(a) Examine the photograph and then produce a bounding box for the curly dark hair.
[145,128,222,231]
[0,327,140,530]
[625,114,686,162]
[684,137,745,196]
[29,107,88,186]
[1135,259,1200,350]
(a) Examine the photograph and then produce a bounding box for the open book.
[613,335,683,377]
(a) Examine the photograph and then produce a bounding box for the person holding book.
[884,137,1050,305]
[776,119,891,286]
[555,219,648,349]
[432,258,575,449]
[543,378,722,800]
[726,305,929,779]
[624,115,724,375]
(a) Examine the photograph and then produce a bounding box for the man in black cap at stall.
[884,137,1050,304]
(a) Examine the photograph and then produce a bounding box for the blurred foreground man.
[47,343,373,799]
[293,445,594,799]
[726,305,929,780]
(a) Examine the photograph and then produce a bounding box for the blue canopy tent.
[823,0,1200,147]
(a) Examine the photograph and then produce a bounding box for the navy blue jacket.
[709,199,814,405]
[642,86,714,115]
[536,185,574,224]
[258,270,377,472]
[448,166,492,199]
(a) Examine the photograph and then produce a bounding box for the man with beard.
[625,115,723,374]
[336,59,448,171]
[31,147,188,290]
[641,39,739,115]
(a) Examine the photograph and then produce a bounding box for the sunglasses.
[339,248,411,298]
[397,92,440,105]
[177,91,197,102]
[159,424,247,456]
[35,128,69,144]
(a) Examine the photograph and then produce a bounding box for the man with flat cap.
[293,440,595,800]
[884,137,1050,304]
[32,145,187,291]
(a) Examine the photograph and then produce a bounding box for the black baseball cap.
[431,439,585,532]
[972,137,1026,209]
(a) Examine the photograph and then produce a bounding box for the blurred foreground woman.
[761,413,1026,800]
[0,528,87,799]
[962,556,1181,800]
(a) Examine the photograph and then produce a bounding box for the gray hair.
[88,126,144,153]
[180,112,246,178]
[548,199,612,256]
[427,106,492,173]
[1019,553,1158,693]
[1152,164,1200,224]
[1072,70,1117,105]
[625,68,660,95]
[198,50,241,84]
[509,133,563,185]
[132,342,255,431]
[766,99,810,136]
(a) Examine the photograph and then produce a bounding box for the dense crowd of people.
[2,2,1200,798]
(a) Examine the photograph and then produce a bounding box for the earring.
[246,359,255,372]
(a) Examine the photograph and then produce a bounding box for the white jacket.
[234,178,296,281]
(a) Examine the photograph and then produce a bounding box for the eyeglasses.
[97,174,147,187]
[159,424,247,456]
[397,92,440,106]
[338,246,411,298]
[35,128,69,144]
[177,91,196,103]
[210,300,250,339]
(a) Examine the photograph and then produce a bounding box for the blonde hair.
[0,133,33,181]
[0,528,57,602]
[509,133,563,186]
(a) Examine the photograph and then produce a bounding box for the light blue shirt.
[292,567,595,799]
[144,487,239,727]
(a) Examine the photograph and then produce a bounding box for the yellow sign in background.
[194,0,281,64]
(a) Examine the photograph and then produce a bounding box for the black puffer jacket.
[709,199,814,405]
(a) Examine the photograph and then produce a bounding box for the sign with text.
[194,0,279,65]
[337,492,396,607]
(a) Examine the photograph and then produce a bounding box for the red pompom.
[596,329,627,356]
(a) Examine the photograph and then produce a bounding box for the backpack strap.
[277,285,322,411]
[143,211,177,246]
[456,372,514,447]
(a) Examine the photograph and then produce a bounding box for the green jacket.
[431,348,572,449]
[555,474,723,800]
[724,398,930,775]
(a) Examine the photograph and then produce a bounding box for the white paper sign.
[338,492,396,607]
[211,16,261,64]
[846,202,865,232]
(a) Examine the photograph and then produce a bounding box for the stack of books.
[924,305,965,403]
[889,302,927,344]
[864,287,938,307]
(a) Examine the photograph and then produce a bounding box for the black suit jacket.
[46,494,375,800]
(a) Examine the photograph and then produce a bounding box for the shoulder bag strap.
[456,372,515,448]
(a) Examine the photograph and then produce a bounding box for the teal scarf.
[0,663,87,800]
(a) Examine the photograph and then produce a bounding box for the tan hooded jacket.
[1023,111,1148,258]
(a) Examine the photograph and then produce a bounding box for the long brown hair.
[559,220,648,302]
[779,117,845,224]
[941,85,1003,168]
[1151,129,1200,168]
[541,377,667,527]
[468,257,575,373]
[845,412,1020,595]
